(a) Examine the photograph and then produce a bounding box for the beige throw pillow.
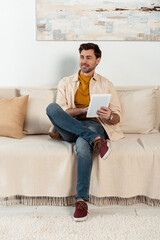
[0,95,29,139]
[118,88,157,133]
[20,88,57,134]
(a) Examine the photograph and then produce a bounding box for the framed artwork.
[36,0,160,41]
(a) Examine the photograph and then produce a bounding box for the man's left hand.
[96,106,111,120]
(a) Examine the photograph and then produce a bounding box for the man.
[46,43,124,222]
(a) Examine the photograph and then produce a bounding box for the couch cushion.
[0,88,17,98]
[90,132,160,198]
[117,88,157,133]
[20,88,57,134]
[0,95,29,139]
[0,133,160,200]
[0,135,77,197]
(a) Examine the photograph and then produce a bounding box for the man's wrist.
[109,112,113,121]
[107,112,120,125]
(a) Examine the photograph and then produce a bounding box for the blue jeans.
[46,103,106,202]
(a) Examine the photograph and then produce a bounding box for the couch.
[0,86,160,207]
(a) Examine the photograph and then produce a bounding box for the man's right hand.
[65,107,88,117]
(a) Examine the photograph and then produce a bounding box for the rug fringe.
[0,195,160,207]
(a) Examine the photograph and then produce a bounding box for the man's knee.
[76,137,92,156]
[88,124,105,139]
[46,103,59,116]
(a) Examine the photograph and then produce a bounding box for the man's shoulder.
[94,72,113,85]
[59,72,78,83]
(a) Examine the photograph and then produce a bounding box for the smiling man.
[46,43,124,222]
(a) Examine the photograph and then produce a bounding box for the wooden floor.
[0,203,160,217]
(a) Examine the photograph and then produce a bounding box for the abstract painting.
[36,0,160,41]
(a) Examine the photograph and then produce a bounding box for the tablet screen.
[86,94,111,118]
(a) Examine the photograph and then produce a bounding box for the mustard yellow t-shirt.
[74,72,99,123]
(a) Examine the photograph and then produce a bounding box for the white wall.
[0,0,160,87]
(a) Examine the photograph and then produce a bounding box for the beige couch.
[0,86,160,207]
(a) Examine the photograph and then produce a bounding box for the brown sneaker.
[73,200,88,222]
[93,138,111,160]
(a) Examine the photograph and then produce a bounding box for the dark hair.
[79,43,102,59]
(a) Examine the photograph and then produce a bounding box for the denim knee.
[46,102,59,117]
[76,137,92,159]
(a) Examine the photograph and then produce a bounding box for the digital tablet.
[86,94,111,118]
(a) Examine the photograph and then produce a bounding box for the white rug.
[0,214,160,240]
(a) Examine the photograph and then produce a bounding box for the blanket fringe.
[0,196,75,206]
[0,195,160,207]
[89,195,160,207]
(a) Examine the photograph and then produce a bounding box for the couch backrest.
[0,88,18,98]
[155,88,160,130]
[0,86,160,131]
[116,86,160,131]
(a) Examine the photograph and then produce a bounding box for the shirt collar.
[73,70,98,82]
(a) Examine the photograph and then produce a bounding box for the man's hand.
[81,107,88,114]
[66,107,88,117]
[97,106,120,124]
[96,106,111,120]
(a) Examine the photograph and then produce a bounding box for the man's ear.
[96,57,101,65]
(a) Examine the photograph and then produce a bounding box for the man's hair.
[79,43,102,59]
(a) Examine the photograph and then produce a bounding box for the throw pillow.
[19,88,57,134]
[0,95,29,139]
[118,88,157,134]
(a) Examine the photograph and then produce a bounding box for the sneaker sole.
[102,142,111,160]
[73,215,88,222]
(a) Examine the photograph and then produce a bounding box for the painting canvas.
[36,0,160,41]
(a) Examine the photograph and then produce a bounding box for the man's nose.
[82,58,87,64]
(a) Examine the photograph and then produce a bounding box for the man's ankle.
[93,136,101,144]
[77,199,86,202]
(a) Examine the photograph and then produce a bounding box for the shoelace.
[93,138,106,150]
[72,201,89,213]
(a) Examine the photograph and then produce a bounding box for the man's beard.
[80,64,97,74]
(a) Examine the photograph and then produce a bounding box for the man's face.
[79,49,101,74]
